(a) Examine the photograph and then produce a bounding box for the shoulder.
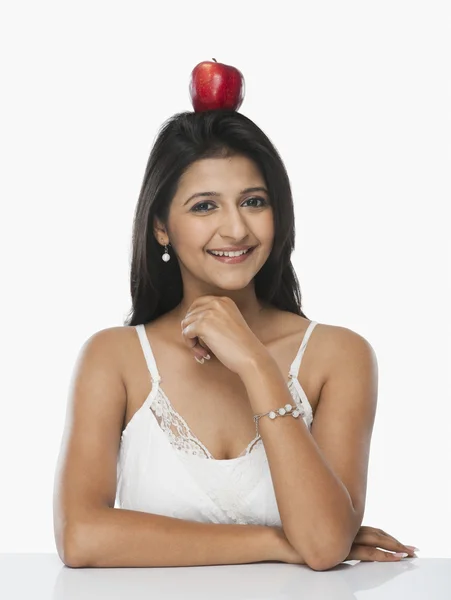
[312,324,378,396]
[276,311,377,376]
[93,321,168,368]
[318,323,376,363]
[92,322,159,345]
[80,326,141,376]
[80,326,132,363]
[80,326,126,353]
[297,321,378,423]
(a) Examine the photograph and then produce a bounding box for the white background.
[0,0,449,557]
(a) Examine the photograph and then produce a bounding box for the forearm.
[240,355,357,568]
[66,507,276,568]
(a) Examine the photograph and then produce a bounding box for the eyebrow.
[183,186,269,206]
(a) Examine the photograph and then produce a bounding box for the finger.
[376,529,417,556]
[353,527,415,556]
[180,310,204,334]
[196,337,212,358]
[181,323,198,349]
[181,320,211,360]
[346,543,414,563]
[192,339,211,361]
[182,297,221,322]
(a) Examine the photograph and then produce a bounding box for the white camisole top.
[115,320,318,527]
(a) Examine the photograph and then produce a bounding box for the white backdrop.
[0,0,449,557]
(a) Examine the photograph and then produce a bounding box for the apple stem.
[212,58,217,62]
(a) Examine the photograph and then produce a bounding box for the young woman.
[53,109,418,569]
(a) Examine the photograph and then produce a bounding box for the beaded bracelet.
[253,403,301,436]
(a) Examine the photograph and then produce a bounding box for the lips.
[207,247,255,256]
[206,246,256,264]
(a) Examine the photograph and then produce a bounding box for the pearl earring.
[162,243,170,262]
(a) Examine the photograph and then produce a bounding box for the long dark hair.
[123,109,309,326]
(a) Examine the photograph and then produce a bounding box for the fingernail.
[194,356,205,364]
[394,552,408,558]
[405,546,420,552]
[204,354,211,360]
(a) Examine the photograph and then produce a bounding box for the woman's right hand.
[271,525,417,566]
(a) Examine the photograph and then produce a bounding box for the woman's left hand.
[180,295,269,376]
[273,524,418,565]
[344,525,418,562]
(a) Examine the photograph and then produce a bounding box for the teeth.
[210,248,250,257]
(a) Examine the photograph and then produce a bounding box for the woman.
[53,109,417,569]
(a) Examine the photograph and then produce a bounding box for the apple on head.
[189,58,245,112]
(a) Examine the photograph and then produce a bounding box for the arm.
[53,327,278,568]
[240,325,378,571]
[69,508,278,568]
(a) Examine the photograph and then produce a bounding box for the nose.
[217,206,251,240]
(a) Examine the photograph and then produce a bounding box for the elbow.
[59,522,89,568]
[306,510,359,571]
[297,531,353,572]
[288,542,345,572]
[306,540,353,572]
[63,546,86,569]
[284,532,346,571]
[307,551,346,572]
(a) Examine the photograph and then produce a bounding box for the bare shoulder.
[79,326,143,386]
[86,325,128,344]
[310,321,378,380]
[84,325,131,366]
[93,322,157,348]
[317,322,376,357]
[101,320,173,379]
[274,310,376,376]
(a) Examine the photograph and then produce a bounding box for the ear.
[153,217,168,244]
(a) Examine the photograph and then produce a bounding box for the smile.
[206,247,256,264]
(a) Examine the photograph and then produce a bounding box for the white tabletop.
[1,554,450,599]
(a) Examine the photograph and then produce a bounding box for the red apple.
[189,58,245,112]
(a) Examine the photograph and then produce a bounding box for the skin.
[147,154,417,562]
[153,155,275,335]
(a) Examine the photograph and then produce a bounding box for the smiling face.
[154,155,275,299]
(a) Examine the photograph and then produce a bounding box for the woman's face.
[158,155,274,292]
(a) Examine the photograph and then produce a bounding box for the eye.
[190,197,268,213]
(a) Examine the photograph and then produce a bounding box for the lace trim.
[149,379,309,461]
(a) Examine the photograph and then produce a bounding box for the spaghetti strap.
[289,321,319,380]
[135,324,162,384]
